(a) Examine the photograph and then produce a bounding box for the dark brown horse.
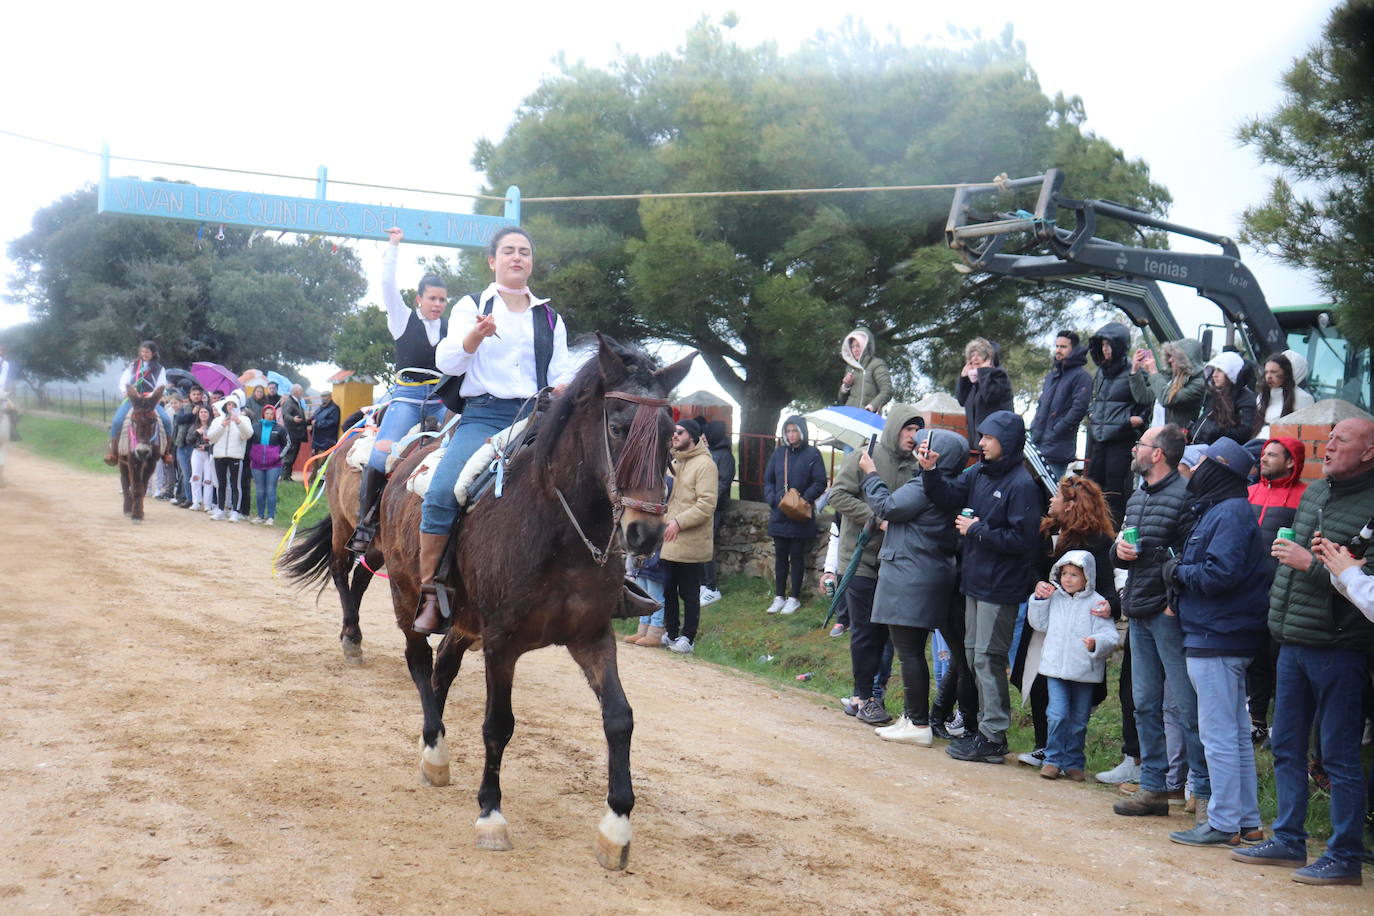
[286,336,692,869]
[118,386,167,523]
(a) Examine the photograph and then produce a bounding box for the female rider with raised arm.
[347,226,452,555]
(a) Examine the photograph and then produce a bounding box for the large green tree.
[1238,0,1374,343]
[468,22,1168,495]
[7,184,368,380]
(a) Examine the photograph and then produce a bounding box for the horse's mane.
[532,336,662,470]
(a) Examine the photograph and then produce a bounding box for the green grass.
[16,413,115,475]
[620,573,1362,845]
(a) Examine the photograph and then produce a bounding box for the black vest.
[433,291,560,413]
[394,309,447,379]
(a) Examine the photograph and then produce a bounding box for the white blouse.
[435,284,579,399]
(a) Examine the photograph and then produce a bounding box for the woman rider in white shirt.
[413,227,577,634]
[104,340,174,466]
[347,226,452,555]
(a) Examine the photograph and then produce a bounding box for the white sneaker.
[1017,748,1046,767]
[189,502,201,511]
[1096,755,1141,785]
[667,635,694,654]
[876,717,934,747]
[780,597,801,615]
[699,587,722,606]
[209,509,226,521]
[660,631,672,647]
[265,517,274,526]
[765,596,785,614]
[228,511,244,523]
[250,517,263,525]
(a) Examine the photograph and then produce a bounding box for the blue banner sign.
[98,175,519,249]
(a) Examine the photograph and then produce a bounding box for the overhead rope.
[4,126,1016,207]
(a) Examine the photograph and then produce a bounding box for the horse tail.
[281,513,335,590]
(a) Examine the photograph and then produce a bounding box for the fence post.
[79,389,84,419]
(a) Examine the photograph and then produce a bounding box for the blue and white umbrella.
[802,406,884,450]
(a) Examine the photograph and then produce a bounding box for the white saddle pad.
[345,423,422,475]
[403,416,531,505]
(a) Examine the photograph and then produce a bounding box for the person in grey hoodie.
[837,327,893,414]
[858,427,971,746]
[1028,549,1120,780]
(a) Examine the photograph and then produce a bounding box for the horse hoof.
[131,517,143,524]
[595,809,632,870]
[475,811,512,851]
[340,636,363,661]
[418,735,450,787]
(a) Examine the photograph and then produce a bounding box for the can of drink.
[960,508,976,519]
[823,578,836,597]
[1277,527,1295,542]
[795,673,813,682]
[1121,526,1139,545]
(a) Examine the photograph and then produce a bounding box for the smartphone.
[865,434,878,457]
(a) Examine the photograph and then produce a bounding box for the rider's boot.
[103,435,120,467]
[413,531,452,635]
[347,466,387,555]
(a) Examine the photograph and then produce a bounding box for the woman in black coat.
[762,415,827,614]
[1189,351,1256,446]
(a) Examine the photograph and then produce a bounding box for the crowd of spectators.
[758,322,1373,887]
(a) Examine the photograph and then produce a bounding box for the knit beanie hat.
[676,418,702,442]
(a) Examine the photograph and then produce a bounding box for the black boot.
[347,467,387,555]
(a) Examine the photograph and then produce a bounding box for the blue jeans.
[110,400,173,438]
[420,395,532,535]
[1271,644,1367,867]
[1186,655,1259,833]
[1045,676,1095,770]
[1130,612,1211,798]
[176,445,194,501]
[367,380,447,472]
[635,576,666,628]
[251,466,281,519]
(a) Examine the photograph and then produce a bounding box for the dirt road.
[0,449,1366,913]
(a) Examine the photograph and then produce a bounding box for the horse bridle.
[127,402,161,454]
[555,388,671,566]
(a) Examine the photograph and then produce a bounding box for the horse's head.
[126,385,164,459]
[590,336,695,556]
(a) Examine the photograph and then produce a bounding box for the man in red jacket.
[1245,436,1307,743]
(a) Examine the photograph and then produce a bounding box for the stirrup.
[413,585,451,636]
[347,521,376,555]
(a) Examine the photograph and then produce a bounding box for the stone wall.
[714,500,832,597]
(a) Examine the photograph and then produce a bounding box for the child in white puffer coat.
[1027,549,1119,780]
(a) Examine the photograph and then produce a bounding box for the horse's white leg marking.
[418,734,451,787]
[474,809,513,851]
[340,635,363,661]
[595,807,632,871]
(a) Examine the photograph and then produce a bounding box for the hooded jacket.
[1130,338,1206,429]
[829,403,924,580]
[922,410,1044,603]
[957,341,1015,441]
[248,417,290,470]
[661,435,719,564]
[1030,344,1092,463]
[1087,322,1150,446]
[1167,441,1270,657]
[704,420,735,511]
[1254,349,1316,440]
[861,427,969,629]
[763,415,827,539]
[208,397,253,460]
[1028,549,1120,683]
[837,328,893,413]
[1248,436,1307,546]
[1190,352,1257,446]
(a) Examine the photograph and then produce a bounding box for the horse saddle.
[403,414,535,509]
[345,423,422,475]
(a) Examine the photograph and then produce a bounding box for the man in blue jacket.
[1030,330,1092,481]
[1162,437,1269,848]
[919,410,1043,764]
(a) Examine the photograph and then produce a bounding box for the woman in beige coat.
[659,419,719,653]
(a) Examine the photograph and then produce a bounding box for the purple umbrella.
[191,361,243,398]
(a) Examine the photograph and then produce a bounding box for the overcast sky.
[0,0,1337,397]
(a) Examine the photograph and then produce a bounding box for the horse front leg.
[336,552,373,660]
[402,629,451,788]
[568,629,635,870]
[120,463,132,516]
[475,645,517,851]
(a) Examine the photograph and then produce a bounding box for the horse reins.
[555,389,670,566]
